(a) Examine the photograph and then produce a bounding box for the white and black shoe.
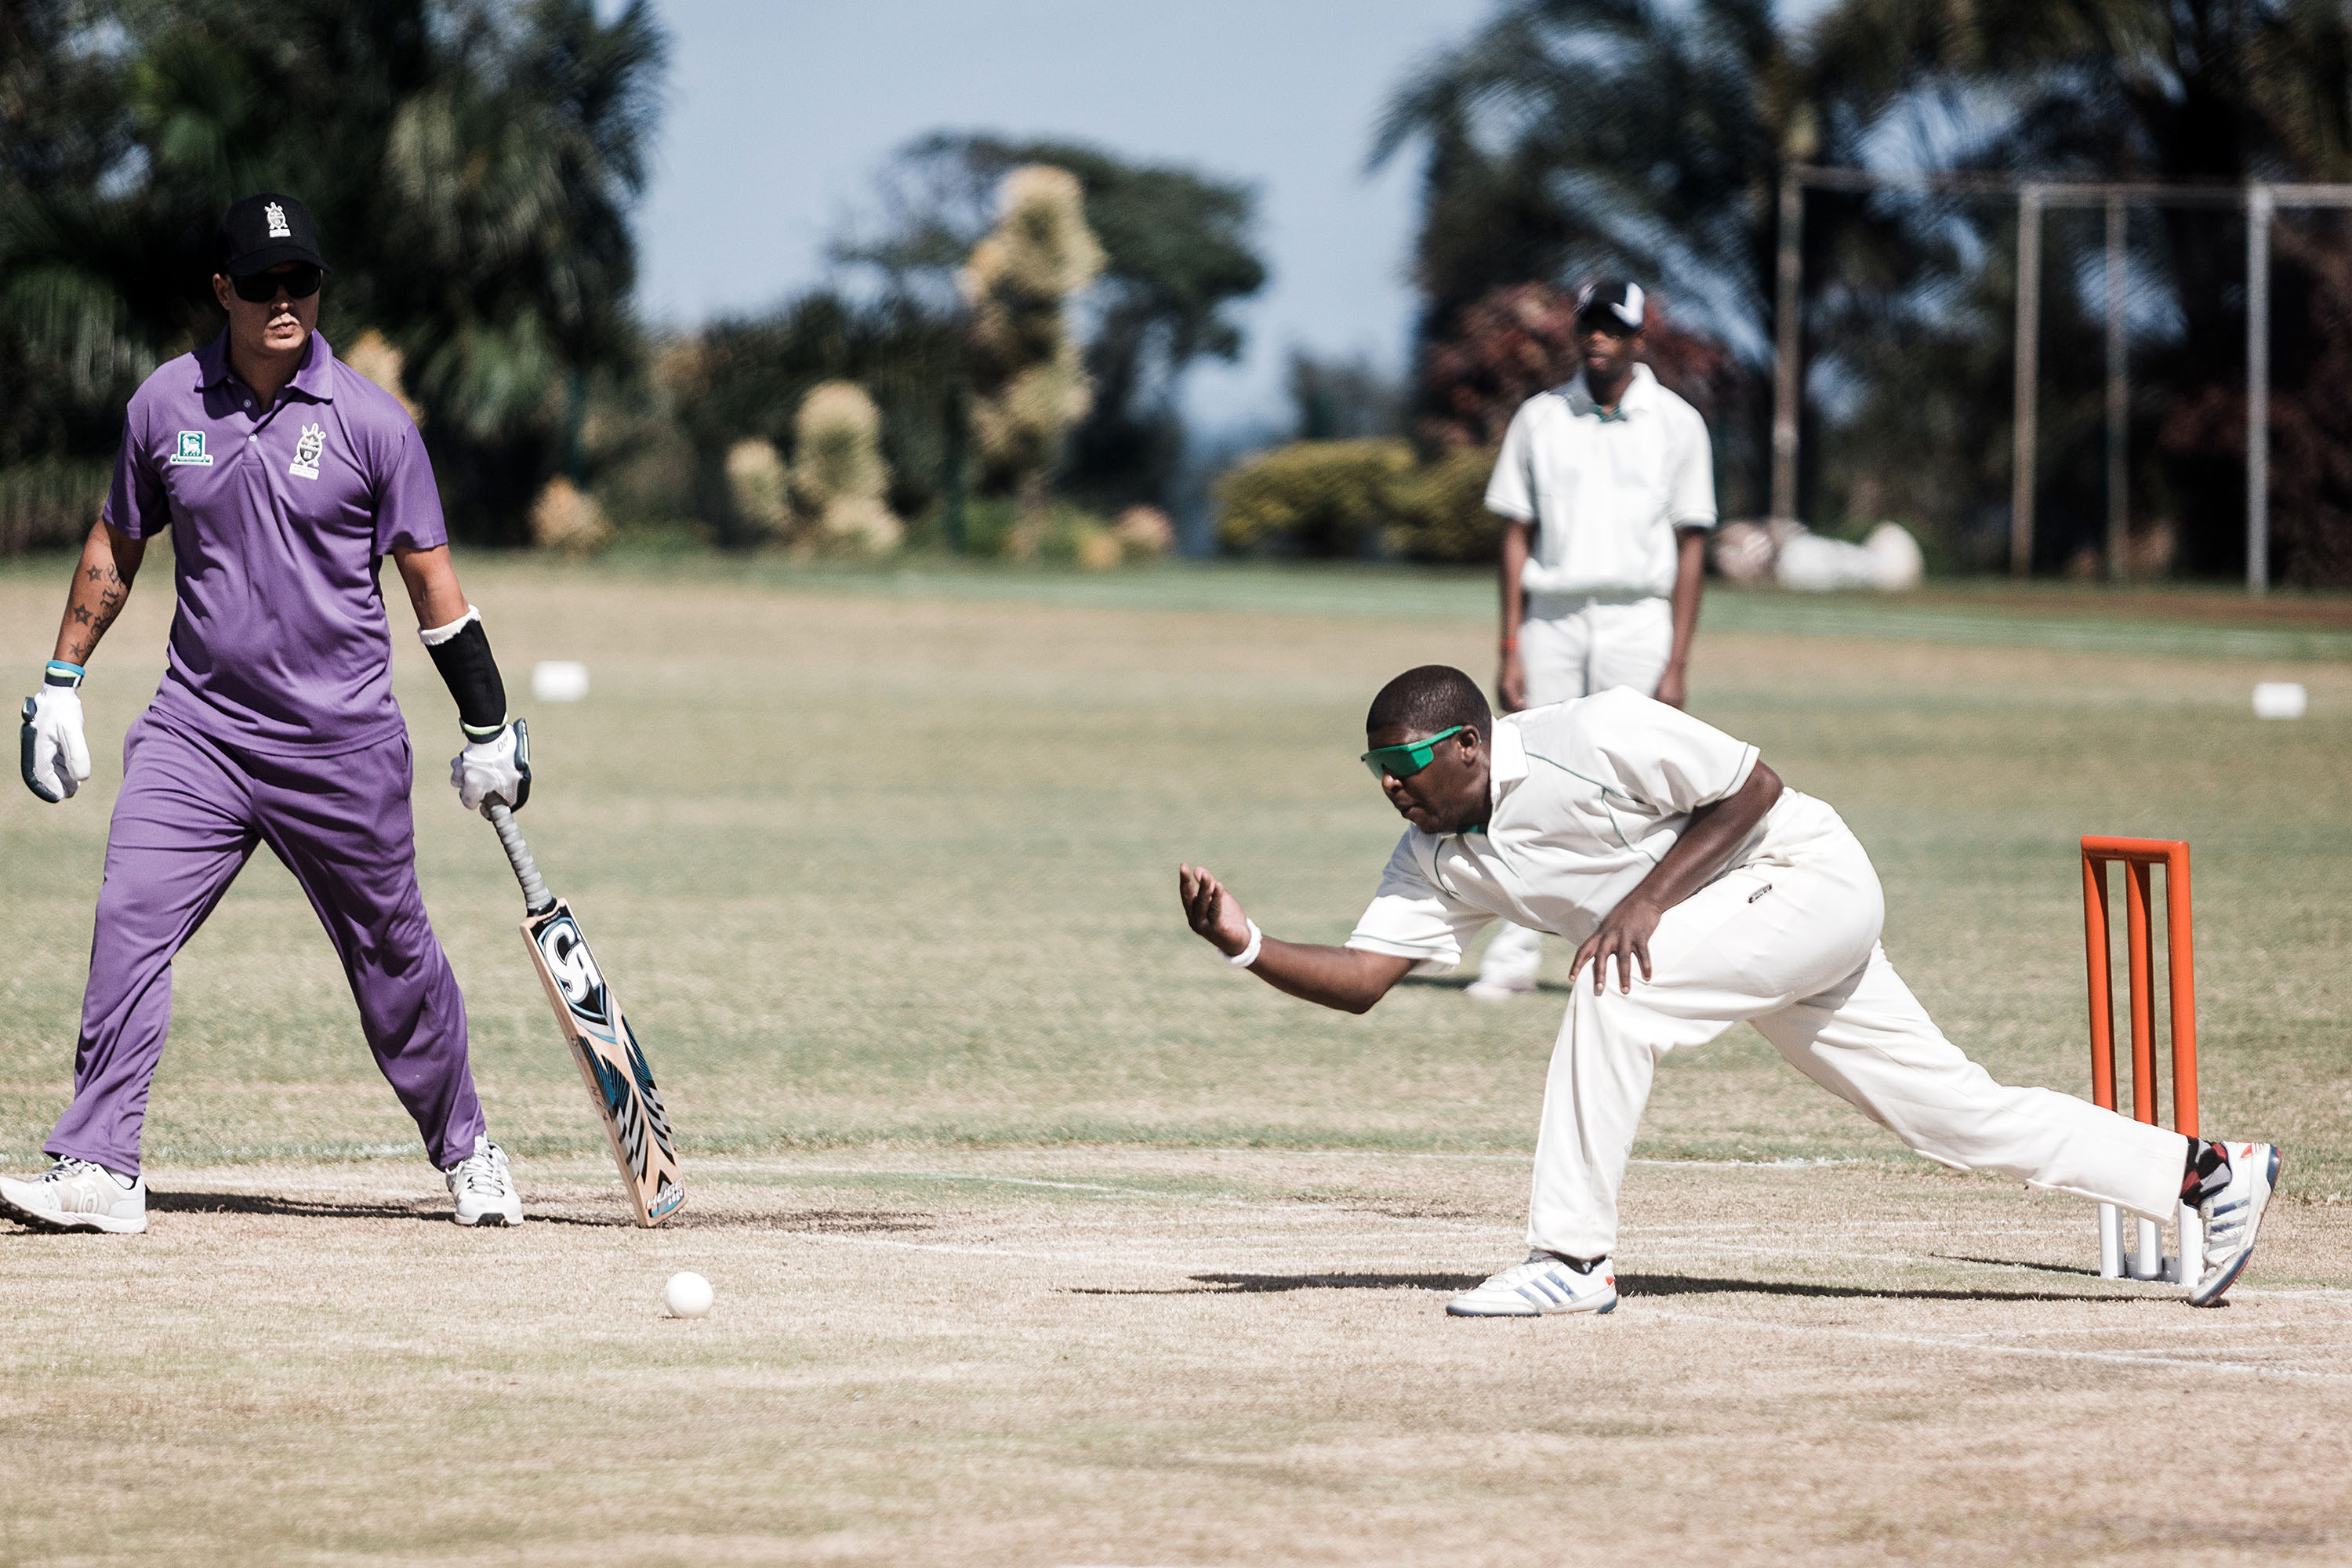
[0,1157,148,1234]
[2188,1141,2281,1308]
[1446,1251,1617,1316]
[443,1137,524,1227]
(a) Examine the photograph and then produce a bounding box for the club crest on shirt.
[169,430,213,467]
[289,423,325,481]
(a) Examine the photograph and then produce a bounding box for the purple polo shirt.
[104,331,446,754]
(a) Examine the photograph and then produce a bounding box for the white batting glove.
[20,667,92,804]
[451,717,531,815]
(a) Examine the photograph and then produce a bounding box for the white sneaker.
[1447,1251,1617,1317]
[1464,978,1537,1004]
[444,1137,524,1227]
[0,1157,148,1234]
[2187,1142,2281,1307]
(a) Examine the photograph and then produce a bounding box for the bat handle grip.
[485,799,556,916]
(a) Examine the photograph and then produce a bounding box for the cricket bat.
[485,799,684,1226]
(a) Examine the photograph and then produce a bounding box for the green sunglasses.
[1360,724,1468,782]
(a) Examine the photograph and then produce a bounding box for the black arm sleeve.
[425,619,508,739]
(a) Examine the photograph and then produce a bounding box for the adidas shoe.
[444,1137,524,1227]
[2187,1141,2281,1308]
[1446,1251,1617,1317]
[0,1157,148,1234]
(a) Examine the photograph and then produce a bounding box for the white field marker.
[2252,681,2307,719]
[532,660,590,702]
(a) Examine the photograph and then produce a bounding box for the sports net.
[1789,177,2352,586]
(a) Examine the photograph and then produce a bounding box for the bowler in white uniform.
[1177,665,2281,1317]
[1475,278,1717,1001]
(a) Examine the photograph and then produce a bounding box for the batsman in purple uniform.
[4,193,532,1234]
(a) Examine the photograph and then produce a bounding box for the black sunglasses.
[229,265,323,303]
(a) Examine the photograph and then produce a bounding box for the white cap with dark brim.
[1575,278,1644,330]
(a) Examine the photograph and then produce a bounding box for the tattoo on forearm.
[58,555,132,665]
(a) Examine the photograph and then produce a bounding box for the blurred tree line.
[1343,0,2352,585]
[656,132,1265,554]
[2,3,1263,560]
[2,0,664,550]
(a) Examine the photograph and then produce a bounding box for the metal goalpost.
[1771,165,2352,594]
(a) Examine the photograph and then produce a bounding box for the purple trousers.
[45,713,485,1175]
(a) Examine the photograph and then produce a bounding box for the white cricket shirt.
[1345,690,1828,970]
[1486,363,1717,602]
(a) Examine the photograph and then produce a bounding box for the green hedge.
[1214,439,1502,564]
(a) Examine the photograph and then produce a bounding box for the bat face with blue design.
[485,798,684,1227]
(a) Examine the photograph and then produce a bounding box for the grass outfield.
[3,557,2350,1563]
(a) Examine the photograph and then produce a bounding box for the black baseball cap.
[215,192,332,277]
[1575,278,1645,331]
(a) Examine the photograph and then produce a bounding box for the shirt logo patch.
[289,423,325,481]
[169,430,213,466]
[265,201,292,239]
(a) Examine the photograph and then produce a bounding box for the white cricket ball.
[662,1271,713,1319]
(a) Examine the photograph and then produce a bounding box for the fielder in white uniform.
[1177,664,2281,1317]
[1476,278,1717,1001]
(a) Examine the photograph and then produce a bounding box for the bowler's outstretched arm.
[1178,864,1413,1014]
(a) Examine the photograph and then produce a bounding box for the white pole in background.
[1772,169,1804,522]
[2012,187,2044,578]
[2246,183,2272,595]
[2106,196,2129,581]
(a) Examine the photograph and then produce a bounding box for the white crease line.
[1635,1236,2352,1302]
[1194,1149,1863,1168]
[1199,1149,1529,1163]
[781,1167,1345,1213]
[1639,1308,2352,1381]
[771,1167,1531,1227]
[796,1232,1155,1265]
[789,1232,2352,1330]
[1628,1157,1868,1169]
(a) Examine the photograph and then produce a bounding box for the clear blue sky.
[630,0,1494,434]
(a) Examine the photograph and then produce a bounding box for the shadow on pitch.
[1070,1271,1487,1296]
[1072,1266,2153,1303]
[1617,1270,2155,1304]
[137,1192,936,1233]
[143,1190,612,1227]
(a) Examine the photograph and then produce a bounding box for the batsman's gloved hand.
[451,717,530,816]
[20,665,91,804]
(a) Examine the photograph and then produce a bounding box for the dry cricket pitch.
[5,1148,2349,1566]
[7,561,2351,1563]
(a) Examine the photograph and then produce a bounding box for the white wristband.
[1227,920,1264,968]
[417,604,482,647]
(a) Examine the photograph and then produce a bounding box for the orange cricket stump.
[2081,835,2200,1282]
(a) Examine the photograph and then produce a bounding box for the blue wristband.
[43,661,85,688]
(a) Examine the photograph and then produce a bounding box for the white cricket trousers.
[1524,794,2191,1260]
[1481,595,1675,989]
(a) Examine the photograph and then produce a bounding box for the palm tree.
[1372,0,1802,358]
[1369,0,1806,516]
